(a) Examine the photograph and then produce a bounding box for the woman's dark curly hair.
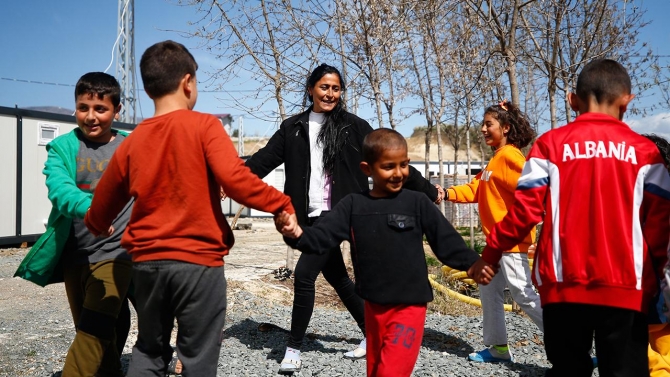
[305,63,348,174]
[484,100,536,149]
[643,134,670,169]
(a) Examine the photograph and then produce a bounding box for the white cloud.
[627,113,670,140]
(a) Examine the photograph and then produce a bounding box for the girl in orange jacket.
[446,100,542,363]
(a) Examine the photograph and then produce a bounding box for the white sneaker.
[278,357,301,374]
[278,347,302,374]
[344,338,367,359]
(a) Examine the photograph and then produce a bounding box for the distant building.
[24,106,74,116]
[212,113,233,135]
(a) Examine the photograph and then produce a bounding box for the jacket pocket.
[387,214,415,231]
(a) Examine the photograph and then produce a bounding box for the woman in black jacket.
[245,63,443,374]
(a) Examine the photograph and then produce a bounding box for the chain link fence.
[430,176,481,228]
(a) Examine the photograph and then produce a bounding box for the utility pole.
[237,116,244,156]
[116,0,137,123]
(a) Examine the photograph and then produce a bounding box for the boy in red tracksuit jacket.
[482,59,670,377]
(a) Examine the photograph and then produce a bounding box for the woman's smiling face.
[308,73,342,113]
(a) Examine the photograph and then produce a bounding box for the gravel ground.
[0,245,595,377]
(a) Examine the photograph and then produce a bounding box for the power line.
[1,77,73,87]
[0,77,260,93]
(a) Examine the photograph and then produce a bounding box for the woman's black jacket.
[245,109,438,225]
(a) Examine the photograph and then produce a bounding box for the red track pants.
[365,301,427,377]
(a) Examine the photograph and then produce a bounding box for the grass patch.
[425,254,440,267]
[465,239,486,254]
[428,271,481,317]
[455,227,486,254]
[424,249,482,317]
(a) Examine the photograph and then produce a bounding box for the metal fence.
[430,176,481,228]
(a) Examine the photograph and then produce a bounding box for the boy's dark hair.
[484,100,536,149]
[643,133,670,169]
[140,40,198,99]
[362,128,407,163]
[75,72,121,108]
[576,59,631,105]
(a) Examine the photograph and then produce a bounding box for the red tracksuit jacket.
[482,113,670,313]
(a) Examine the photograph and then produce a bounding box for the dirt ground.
[0,216,479,316]
[217,217,354,310]
[226,218,482,317]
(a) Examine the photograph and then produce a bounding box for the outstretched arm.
[404,166,440,203]
[446,171,483,204]
[283,196,354,254]
[422,196,482,271]
[483,153,547,265]
[245,124,286,179]
[44,145,92,219]
[202,118,294,216]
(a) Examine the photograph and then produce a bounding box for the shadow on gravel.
[422,328,549,375]
[223,318,361,363]
[421,327,475,357]
[504,362,549,376]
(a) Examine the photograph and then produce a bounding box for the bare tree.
[183,0,334,122]
[327,0,421,129]
[463,0,532,106]
[519,0,651,128]
[401,0,456,178]
[654,62,670,111]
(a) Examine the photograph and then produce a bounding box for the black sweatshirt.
[286,189,481,305]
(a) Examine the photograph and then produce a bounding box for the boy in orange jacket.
[84,40,296,377]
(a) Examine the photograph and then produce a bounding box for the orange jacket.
[446,144,534,252]
[85,109,294,266]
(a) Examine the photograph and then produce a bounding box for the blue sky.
[0,0,668,138]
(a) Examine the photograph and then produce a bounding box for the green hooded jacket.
[14,128,128,286]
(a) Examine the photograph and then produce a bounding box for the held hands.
[467,258,498,285]
[100,225,115,238]
[274,211,303,239]
[434,184,445,204]
[84,209,114,238]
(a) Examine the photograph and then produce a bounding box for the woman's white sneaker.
[344,338,367,359]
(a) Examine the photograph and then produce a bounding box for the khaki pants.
[62,259,133,377]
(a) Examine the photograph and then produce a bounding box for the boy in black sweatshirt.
[277,128,496,377]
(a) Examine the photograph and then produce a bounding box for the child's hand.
[274,211,288,231]
[274,212,303,239]
[100,225,115,238]
[467,258,498,285]
[434,184,445,204]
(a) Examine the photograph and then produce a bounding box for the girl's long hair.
[484,100,536,149]
[305,63,348,174]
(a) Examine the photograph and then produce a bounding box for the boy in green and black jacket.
[15,72,133,377]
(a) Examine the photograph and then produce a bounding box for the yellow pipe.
[449,271,469,280]
[437,259,535,312]
[428,274,513,312]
